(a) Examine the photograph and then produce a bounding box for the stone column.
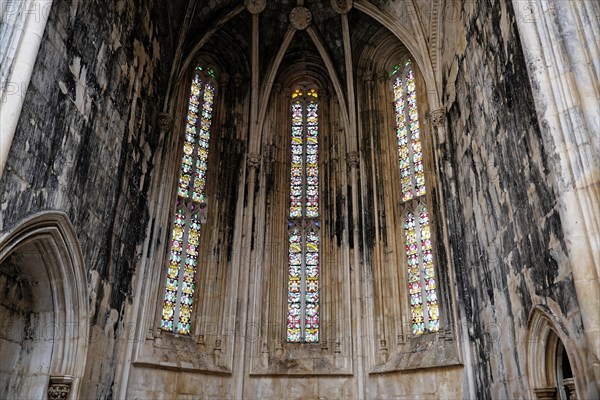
[512,0,600,386]
[0,0,55,178]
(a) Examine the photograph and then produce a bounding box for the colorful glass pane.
[287,88,320,343]
[420,207,439,332]
[178,74,203,198]
[404,212,424,335]
[193,82,214,203]
[161,208,186,331]
[162,67,215,334]
[393,61,427,202]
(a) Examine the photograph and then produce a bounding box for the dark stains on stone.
[442,0,576,396]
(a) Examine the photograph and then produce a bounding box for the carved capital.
[157,113,174,133]
[290,7,312,30]
[48,376,74,400]
[244,0,266,14]
[563,378,577,400]
[247,153,261,170]
[220,72,230,87]
[48,384,70,400]
[533,387,557,400]
[331,0,353,14]
[346,151,359,169]
[429,109,445,128]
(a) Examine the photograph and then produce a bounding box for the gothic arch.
[0,211,89,400]
[526,306,587,399]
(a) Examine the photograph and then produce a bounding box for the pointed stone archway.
[0,212,89,399]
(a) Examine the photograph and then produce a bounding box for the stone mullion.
[192,79,211,340]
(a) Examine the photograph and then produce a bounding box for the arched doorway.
[0,212,89,399]
[527,308,580,400]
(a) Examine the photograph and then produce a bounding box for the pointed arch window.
[287,87,320,343]
[392,60,439,336]
[161,65,216,335]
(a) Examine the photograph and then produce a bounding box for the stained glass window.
[162,65,216,335]
[287,88,320,343]
[392,60,439,335]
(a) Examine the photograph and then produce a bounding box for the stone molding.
[563,378,577,400]
[532,387,557,400]
[0,213,88,399]
[244,0,266,14]
[289,7,312,30]
[331,0,353,14]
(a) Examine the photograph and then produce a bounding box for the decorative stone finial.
[346,151,359,169]
[247,153,261,169]
[331,0,353,14]
[430,109,445,128]
[158,113,174,133]
[245,0,266,14]
[290,7,312,30]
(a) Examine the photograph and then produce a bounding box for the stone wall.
[439,0,584,397]
[0,0,171,397]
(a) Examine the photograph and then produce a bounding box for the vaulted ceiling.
[155,0,443,115]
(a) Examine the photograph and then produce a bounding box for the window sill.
[369,331,461,373]
[132,330,232,375]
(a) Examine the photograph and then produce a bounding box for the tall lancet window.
[287,87,320,343]
[392,60,439,335]
[161,65,216,335]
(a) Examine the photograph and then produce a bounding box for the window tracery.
[161,65,216,335]
[287,87,320,343]
[392,60,439,335]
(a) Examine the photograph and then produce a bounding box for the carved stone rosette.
[346,151,359,169]
[244,0,266,14]
[429,109,445,128]
[289,7,312,30]
[157,113,174,133]
[331,0,353,14]
[247,153,261,170]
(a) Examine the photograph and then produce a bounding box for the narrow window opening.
[287,87,320,343]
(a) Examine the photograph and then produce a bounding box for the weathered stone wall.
[439,0,583,397]
[0,0,170,397]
